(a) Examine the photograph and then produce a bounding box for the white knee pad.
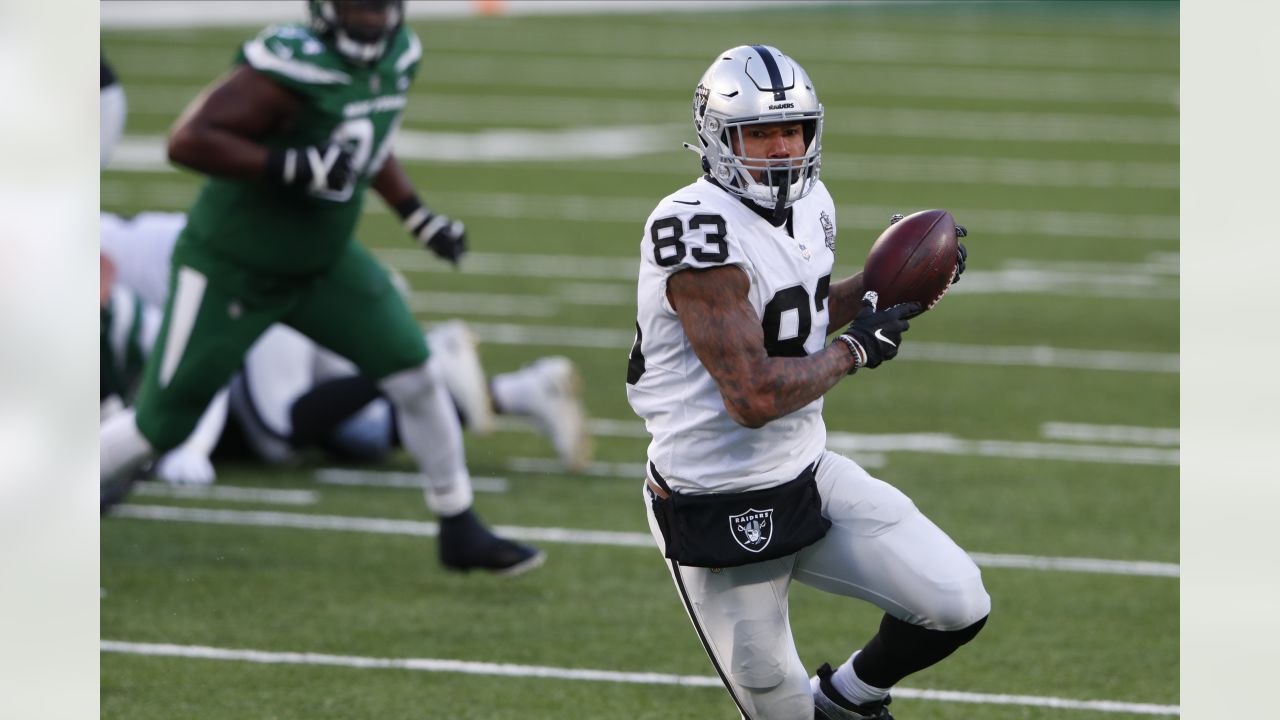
[379,360,440,407]
[729,618,791,690]
[924,575,992,631]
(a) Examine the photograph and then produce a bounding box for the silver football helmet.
[691,45,823,216]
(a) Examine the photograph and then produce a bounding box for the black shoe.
[438,509,545,576]
[811,663,893,720]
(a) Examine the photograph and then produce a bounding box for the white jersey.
[100,212,187,309]
[627,177,838,494]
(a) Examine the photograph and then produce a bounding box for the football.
[861,209,959,313]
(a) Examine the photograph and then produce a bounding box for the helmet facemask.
[706,115,822,220]
[310,0,404,65]
[691,46,824,220]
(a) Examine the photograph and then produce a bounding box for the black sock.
[852,613,988,688]
[289,375,382,448]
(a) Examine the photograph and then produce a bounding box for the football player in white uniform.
[627,46,988,720]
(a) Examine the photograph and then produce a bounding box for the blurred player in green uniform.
[100,0,543,575]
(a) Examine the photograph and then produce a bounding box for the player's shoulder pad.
[805,179,836,230]
[238,23,352,90]
[382,26,423,80]
[642,179,747,273]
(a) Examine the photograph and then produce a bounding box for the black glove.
[890,213,968,284]
[266,143,356,196]
[835,292,919,372]
[395,197,467,266]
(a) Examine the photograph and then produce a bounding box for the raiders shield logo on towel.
[730,508,773,553]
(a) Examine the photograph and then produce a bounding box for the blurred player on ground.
[101,212,591,479]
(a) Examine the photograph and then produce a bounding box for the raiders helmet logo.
[820,210,835,253]
[729,508,773,553]
[693,83,710,119]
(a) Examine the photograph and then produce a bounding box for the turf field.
[100,2,1179,717]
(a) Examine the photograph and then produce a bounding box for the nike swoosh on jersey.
[673,200,701,205]
[873,328,897,347]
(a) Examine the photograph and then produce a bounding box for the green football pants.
[134,238,428,452]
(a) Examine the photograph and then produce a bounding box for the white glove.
[155,448,216,486]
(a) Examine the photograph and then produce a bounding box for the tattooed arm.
[826,271,867,329]
[667,265,857,429]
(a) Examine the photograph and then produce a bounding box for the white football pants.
[643,450,990,720]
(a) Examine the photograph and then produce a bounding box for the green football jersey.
[181,23,422,275]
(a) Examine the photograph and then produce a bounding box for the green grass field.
[101,2,1178,717]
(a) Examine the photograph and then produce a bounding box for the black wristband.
[393,195,424,220]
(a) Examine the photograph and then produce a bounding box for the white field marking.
[405,28,1177,72]
[103,21,1176,71]
[582,151,1179,190]
[392,125,675,162]
[901,342,1178,374]
[553,272,1178,304]
[100,1,837,28]
[379,249,638,280]
[504,452,888,478]
[385,249,1181,288]
[106,178,1175,243]
[314,469,509,494]
[98,640,1180,716]
[399,101,1176,144]
[107,126,675,172]
[130,483,318,505]
[411,55,1176,106]
[394,251,1182,304]
[419,192,1181,242]
[554,282,636,306]
[109,505,1180,579]
[968,553,1178,578]
[783,153,1178,190]
[570,418,1179,466]
[506,456,647,480]
[405,290,557,318]
[115,85,1178,147]
[1040,423,1180,446]
[825,432,1178,467]
[948,269,1178,300]
[106,46,1178,106]
[508,415,1178,467]
[461,321,1180,375]
[827,108,1176,146]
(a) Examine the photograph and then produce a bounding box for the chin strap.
[681,142,711,174]
[771,173,790,221]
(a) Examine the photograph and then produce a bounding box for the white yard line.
[496,417,1180,467]
[314,469,509,493]
[101,174,1179,241]
[129,483,318,505]
[502,453,889,479]
[461,321,1180,375]
[108,505,1179,579]
[97,640,1179,716]
[1040,423,1179,446]
[389,53,1177,106]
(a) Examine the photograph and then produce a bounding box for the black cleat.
[811,663,894,720]
[438,509,545,576]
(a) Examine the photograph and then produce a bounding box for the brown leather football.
[862,209,958,313]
